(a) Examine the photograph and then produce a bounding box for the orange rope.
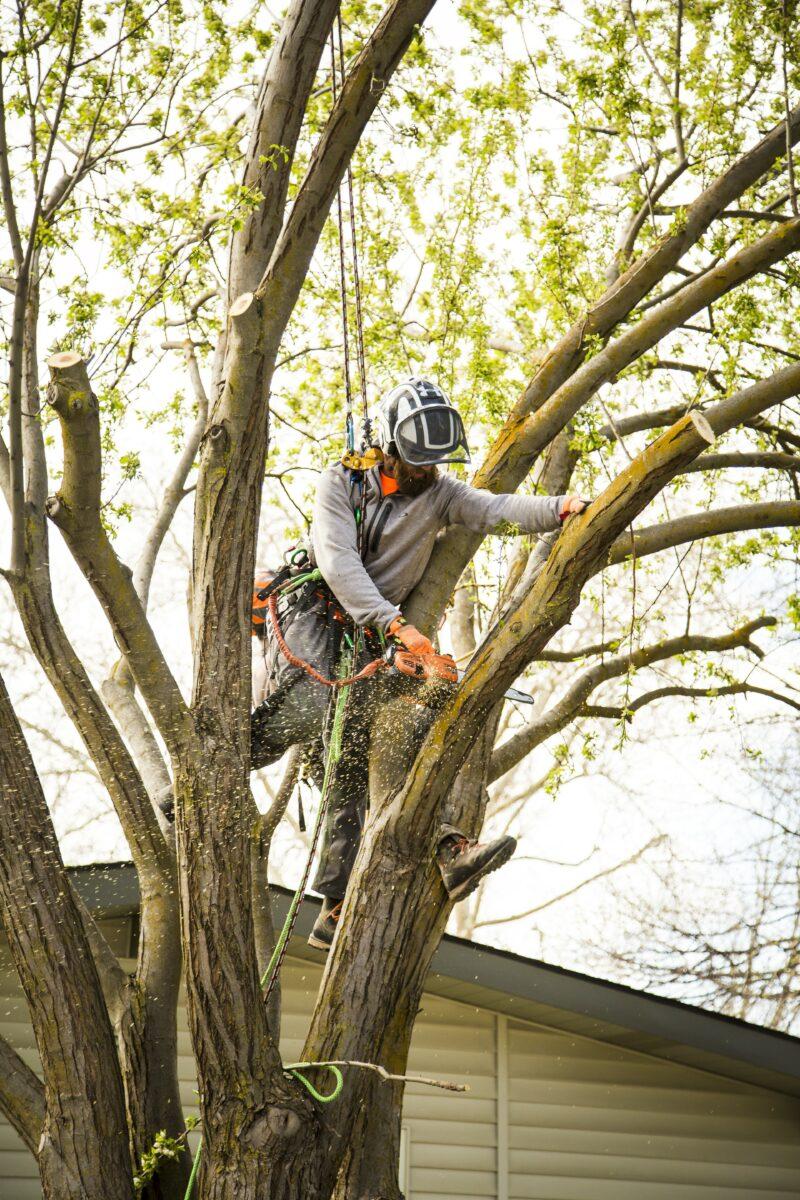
[268,593,386,688]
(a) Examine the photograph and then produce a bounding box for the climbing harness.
[264,575,459,689]
[267,590,385,688]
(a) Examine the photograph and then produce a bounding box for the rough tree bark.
[4,4,800,1199]
[0,241,187,1195]
[0,1036,44,1156]
[0,671,133,1200]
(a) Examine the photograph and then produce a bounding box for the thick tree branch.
[9,566,174,878]
[101,666,173,804]
[252,0,438,350]
[228,0,341,299]
[4,3,81,576]
[73,889,129,1024]
[606,500,800,565]
[0,1033,45,1155]
[407,106,800,631]
[489,618,776,781]
[45,353,192,759]
[102,339,209,807]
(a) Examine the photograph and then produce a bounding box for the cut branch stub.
[47,350,83,370]
[45,354,102,518]
[229,291,254,318]
[689,410,715,444]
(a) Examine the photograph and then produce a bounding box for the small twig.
[286,1060,469,1093]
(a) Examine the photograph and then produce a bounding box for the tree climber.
[251,378,588,951]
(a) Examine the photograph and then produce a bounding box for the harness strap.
[267,592,386,688]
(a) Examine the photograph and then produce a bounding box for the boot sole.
[447,838,517,903]
[307,932,333,952]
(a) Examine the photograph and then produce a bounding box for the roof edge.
[67,861,800,1090]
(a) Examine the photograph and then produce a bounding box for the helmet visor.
[393,404,471,466]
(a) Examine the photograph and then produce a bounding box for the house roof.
[69,861,800,1098]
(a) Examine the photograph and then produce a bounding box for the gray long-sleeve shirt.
[309,465,565,631]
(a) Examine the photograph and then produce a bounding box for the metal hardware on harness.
[341,445,384,472]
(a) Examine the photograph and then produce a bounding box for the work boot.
[437,833,517,902]
[308,898,343,952]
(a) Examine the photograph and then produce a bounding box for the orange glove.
[388,617,435,656]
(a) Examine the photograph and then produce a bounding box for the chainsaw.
[385,645,535,704]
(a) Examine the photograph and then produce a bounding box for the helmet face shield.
[392,402,471,466]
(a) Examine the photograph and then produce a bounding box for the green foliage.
[2,0,798,795]
[133,1117,199,1193]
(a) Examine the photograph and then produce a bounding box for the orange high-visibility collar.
[380,470,399,496]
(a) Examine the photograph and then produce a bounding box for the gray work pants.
[251,591,375,899]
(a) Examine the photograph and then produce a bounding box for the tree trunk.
[0,672,134,1200]
[174,750,321,1199]
[119,887,189,1200]
[333,1075,405,1200]
[10,515,187,1198]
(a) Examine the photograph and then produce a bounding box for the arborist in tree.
[251,378,588,951]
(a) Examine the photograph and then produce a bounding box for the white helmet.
[375,378,471,466]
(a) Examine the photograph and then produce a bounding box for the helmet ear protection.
[375,378,471,467]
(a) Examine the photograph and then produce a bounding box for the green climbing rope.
[286,1063,344,1103]
[260,665,350,1003]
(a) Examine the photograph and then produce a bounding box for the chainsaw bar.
[456,670,535,705]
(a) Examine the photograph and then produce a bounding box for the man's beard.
[395,460,438,497]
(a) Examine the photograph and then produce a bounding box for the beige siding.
[2,943,800,1200]
[507,1021,800,1199]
